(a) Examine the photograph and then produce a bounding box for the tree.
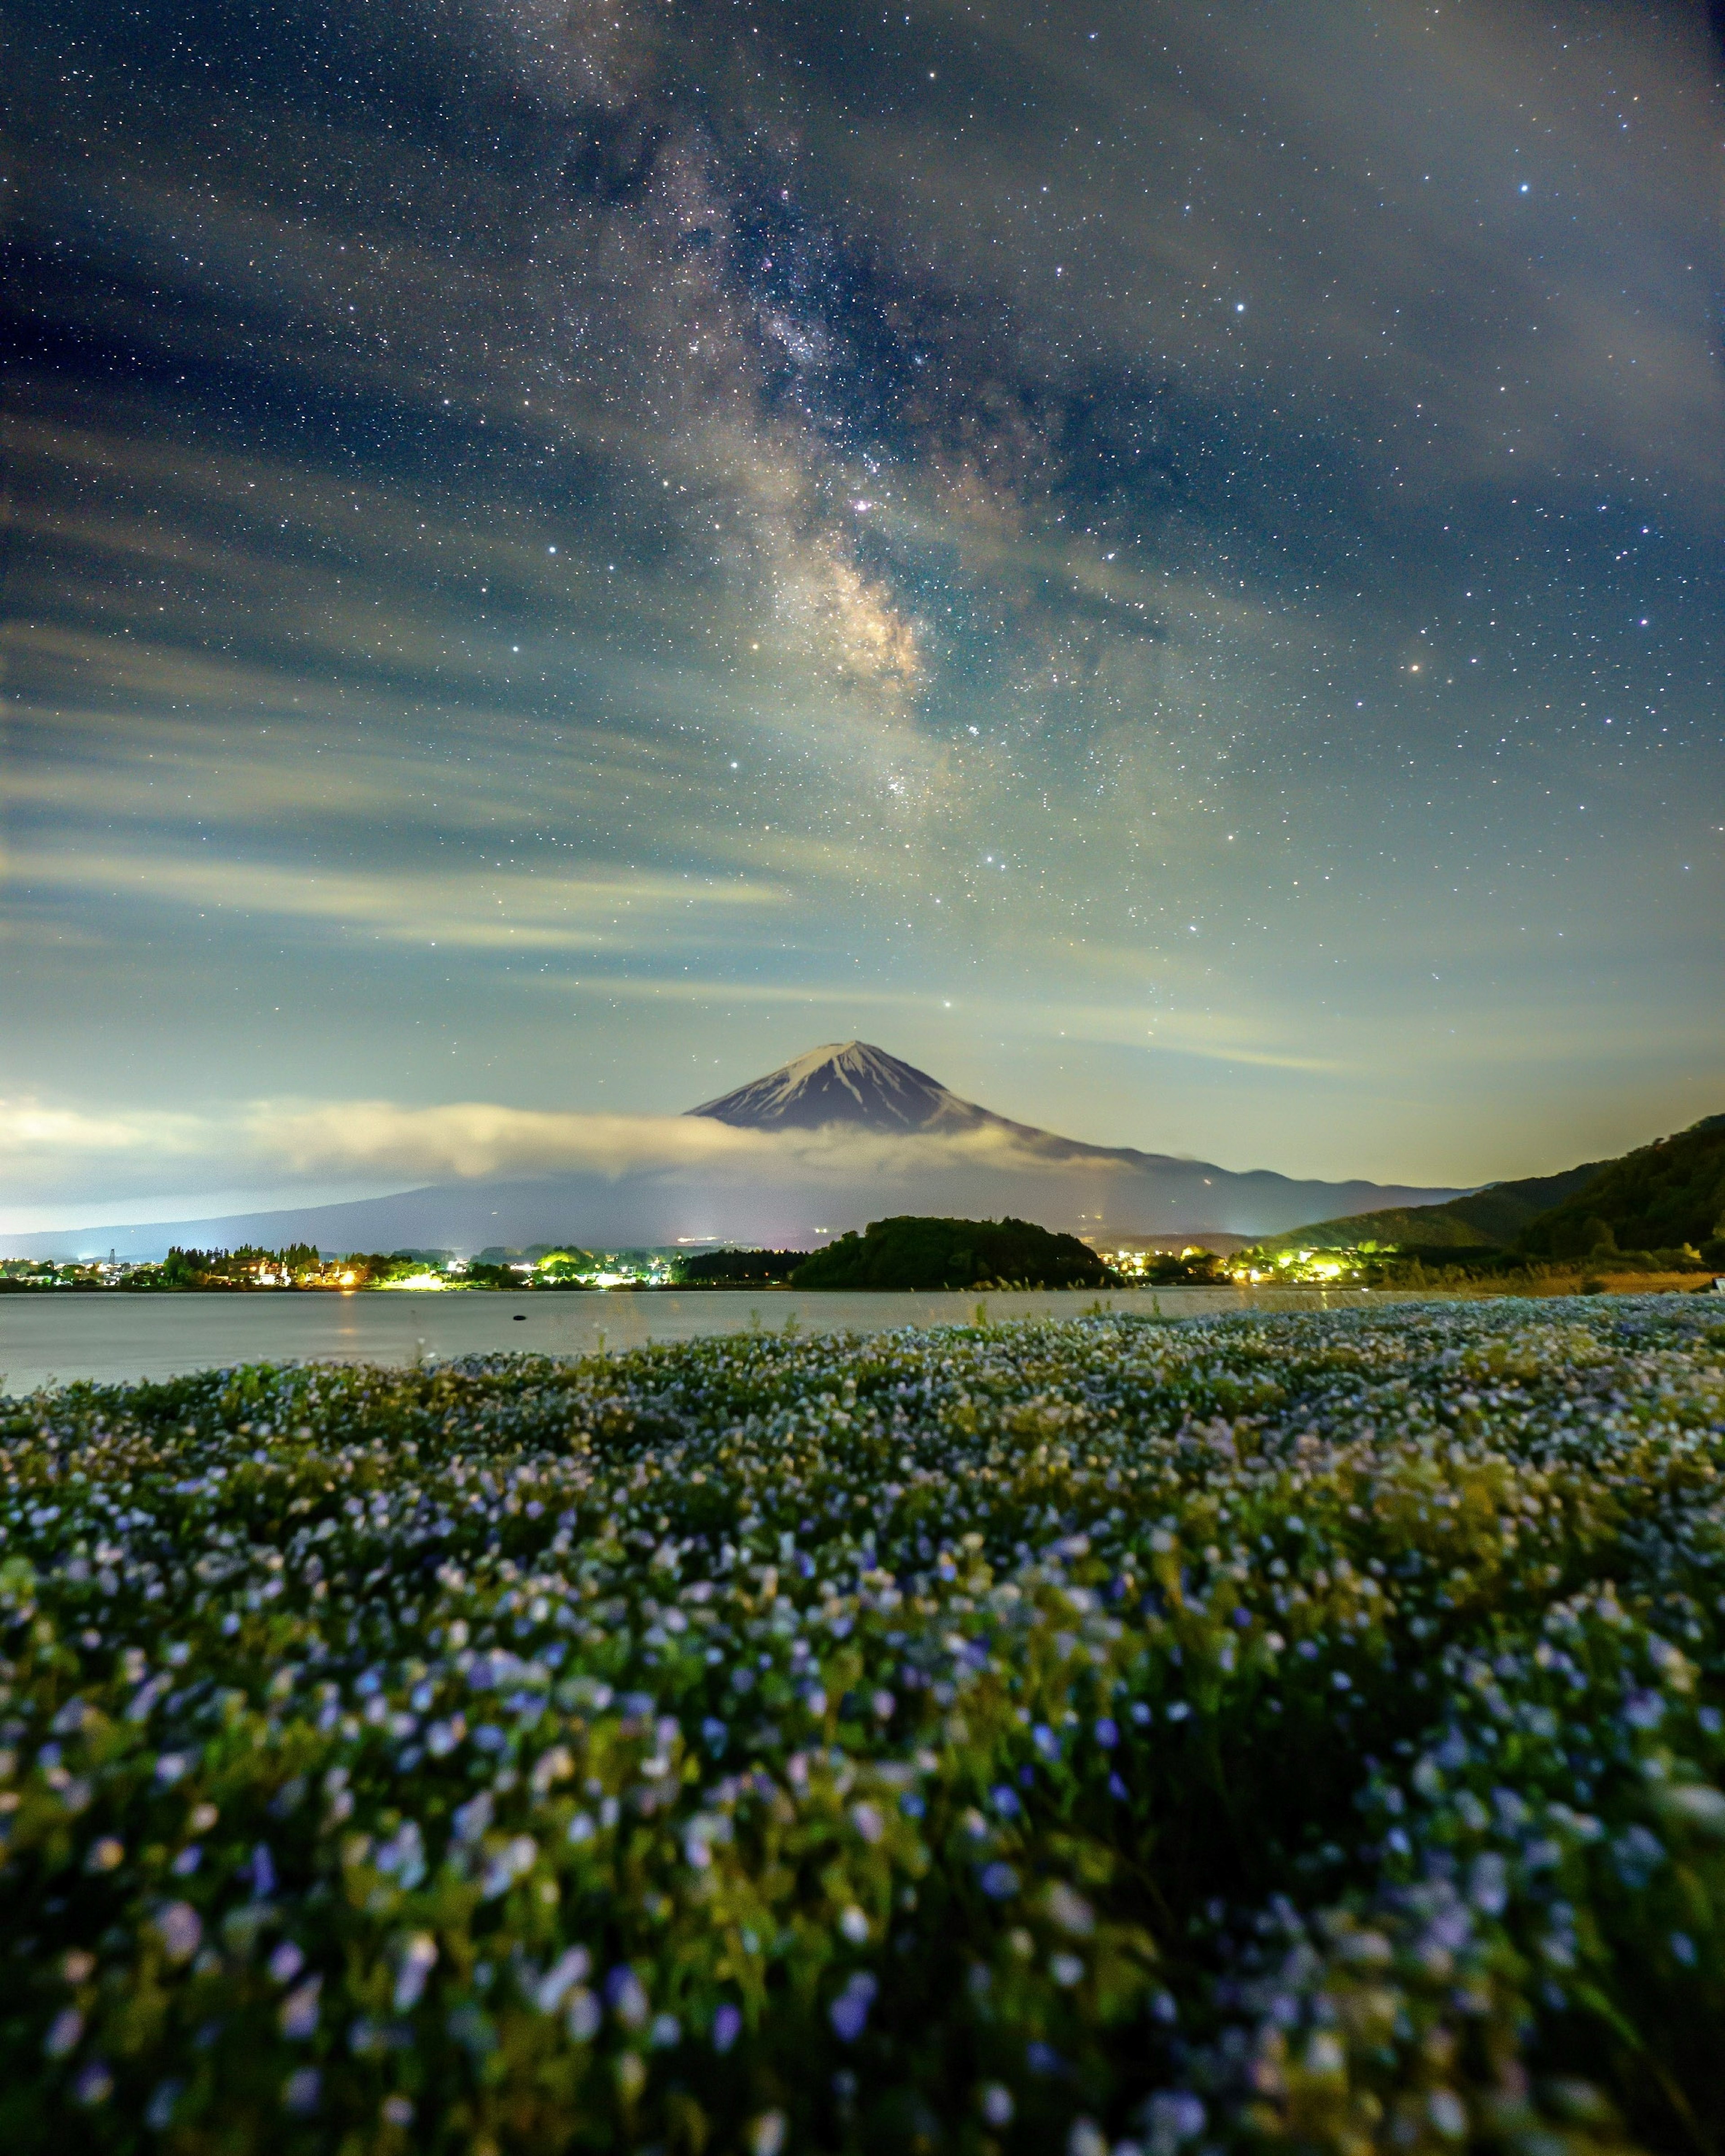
[791,1217,1120,1292]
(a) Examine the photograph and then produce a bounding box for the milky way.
[4,0,1722,1225]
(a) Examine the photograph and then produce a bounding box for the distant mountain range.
[3,1041,1468,1260]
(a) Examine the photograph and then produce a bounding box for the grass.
[0,1299,1722,2156]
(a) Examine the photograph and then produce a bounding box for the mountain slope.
[1253,1159,1611,1254]
[1253,1113,1725,1260]
[1517,1114,1725,1258]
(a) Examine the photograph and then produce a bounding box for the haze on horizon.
[4,0,1722,1233]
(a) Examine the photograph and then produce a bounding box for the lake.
[0,1285,1417,1394]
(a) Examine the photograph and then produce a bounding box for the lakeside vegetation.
[0,1249,674,1297]
[0,1226,1143,1299]
[1230,1245,1717,1295]
[1,1299,1724,2153]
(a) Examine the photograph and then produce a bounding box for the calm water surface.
[0,1286,1410,1394]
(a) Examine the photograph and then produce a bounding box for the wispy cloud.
[0,1091,1137,1219]
[10,851,784,954]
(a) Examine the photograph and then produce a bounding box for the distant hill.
[1253,1159,1611,1254]
[1254,1112,1725,1261]
[792,1215,1118,1291]
[1517,1114,1725,1259]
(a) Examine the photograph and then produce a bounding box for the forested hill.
[1517,1113,1725,1259]
[1255,1112,1725,1261]
[1252,1158,1610,1255]
[792,1215,1119,1290]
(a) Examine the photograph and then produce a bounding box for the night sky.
[5,0,1723,1229]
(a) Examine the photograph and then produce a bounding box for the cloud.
[10,851,784,954]
[0,1100,255,1225]
[251,1099,1106,1184]
[0,1091,1123,1228]
[0,1100,209,1161]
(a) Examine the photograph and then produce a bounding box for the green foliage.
[1255,1161,1614,1257]
[791,1216,1119,1291]
[1,1302,1725,2155]
[1256,1114,1725,1281]
[150,1247,330,1288]
[672,1250,812,1286]
[1140,1250,1227,1286]
[1520,1117,1725,1258]
[1244,1244,1712,1291]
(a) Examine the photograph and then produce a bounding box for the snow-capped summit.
[687,1041,994,1134]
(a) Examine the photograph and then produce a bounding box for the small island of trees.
[788,1215,1120,1291]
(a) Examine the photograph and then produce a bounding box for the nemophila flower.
[829,1970,878,2041]
[71,2059,113,2107]
[43,2009,82,2059]
[153,1903,201,1963]
[392,1932,438,2010]
[145,2081,184,2130]
[451,1791,493,1843]
[748,2109,787,2156]
[1143,2090,1206,2151]
[280,1978,322,2039]
[551,1984,594,2040]
[535,1946,591,2012]
[604,1966,650,2030]
[1045,1882,1096,1936]
[1,1299,1723,2149]
[849,1800,885,1844]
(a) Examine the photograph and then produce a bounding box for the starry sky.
[5,0,1723,1227]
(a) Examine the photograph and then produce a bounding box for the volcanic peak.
[687,1041,989,1134]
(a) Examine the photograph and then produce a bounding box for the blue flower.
[829,1972,878,2042]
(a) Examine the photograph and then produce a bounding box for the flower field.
[1,1299,1723,2156]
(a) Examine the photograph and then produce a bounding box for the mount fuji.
[7,1042,1468,1259]
[690,1041,1001,1135]
[687,1040,1464,1210]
